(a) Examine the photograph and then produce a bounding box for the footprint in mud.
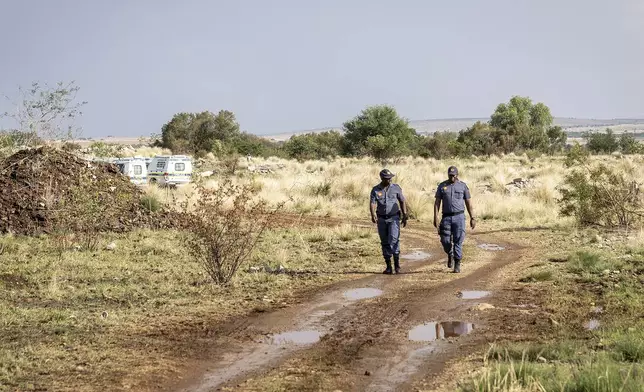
[270,330,322,345]
[457,290,491,299]
[401,251,431,261]
[408,321,475,342]
[478,243,505,251]
[343,288,383,301]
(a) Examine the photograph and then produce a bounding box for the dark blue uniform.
[435,180,471,261]
[370,183,405,258]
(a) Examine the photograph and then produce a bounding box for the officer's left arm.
[396,185,408,216]
[396,186,408,226]
[463,185,476,229]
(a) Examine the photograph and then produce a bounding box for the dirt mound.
[0,146,181,235]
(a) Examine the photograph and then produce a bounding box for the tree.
[546,126,567,154]
[283,130,344,161]
[489,96,554,152]
[1,81,87,144]
[159,110,241,155]
[619,132,643,154]
[584,129,619,154]
[342,105,416,158]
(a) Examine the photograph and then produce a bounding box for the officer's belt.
[377,213,400,219]
[442,210,464,217]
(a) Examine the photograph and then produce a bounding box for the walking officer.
[370,169,408,275]
[433,166,476,273]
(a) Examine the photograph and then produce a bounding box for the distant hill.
[264,117,644,141]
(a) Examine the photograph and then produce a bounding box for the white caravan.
[147,155,193,186]
[114,157,148,186]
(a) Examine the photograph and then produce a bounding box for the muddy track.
[169,220,532,392]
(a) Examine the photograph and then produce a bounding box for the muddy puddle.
[270,330,322,345]
[458,290,490,299]
[408,321,475,342]
[401,250,431,261]
[343,288,383,301]
[478,243,505,251]
[584,319,601,331]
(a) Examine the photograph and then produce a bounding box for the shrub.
[140,195,161,212]
[181,177,285,284]
[558,144,643,227]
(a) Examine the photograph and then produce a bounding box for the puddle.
[478,243,505,251]
[408,321,475,342]
[343,288,383,301]
[584,319,601,331]
[270,330,322,345]
[401,251,431,261]
[458,290,490,299]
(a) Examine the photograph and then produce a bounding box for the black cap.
[379,169,395,179]
[448,166,458,176]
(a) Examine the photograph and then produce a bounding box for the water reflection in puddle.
[401,251,431,261]
[343,288,383,301]
[408,321,475,342]
[270,330,322,345]
[478,243,505,251]
[458,290,491,299]
[584,319,601,331]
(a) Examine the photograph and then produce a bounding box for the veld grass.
[0,226,380,391]
[463,343,644,392]
[519,270,554,283]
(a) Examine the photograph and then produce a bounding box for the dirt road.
[167,221,548,392]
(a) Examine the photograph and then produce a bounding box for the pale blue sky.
[1,0,643,137]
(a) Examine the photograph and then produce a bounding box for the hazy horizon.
[1,1,643,138]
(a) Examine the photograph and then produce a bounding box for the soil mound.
[0,146,181,235]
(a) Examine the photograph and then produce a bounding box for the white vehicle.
[114,157,148,186]
[147,155,193,186]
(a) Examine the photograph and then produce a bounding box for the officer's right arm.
[369,188,377,223]
[433,185,442,228]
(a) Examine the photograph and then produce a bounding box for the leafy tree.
[489,96,554,152]
[342,105,415,158]
[415,132,460,159]
[457,121,502,156]
[546,126,567,154]
[160,110,241,155]
[232,132,283,158]
[1,81,87,144]
[584,129,619,154]
[283,130,344,161]
[619,132,643,154]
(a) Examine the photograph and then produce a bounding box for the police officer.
[433,166,476,273]
[370,169,408,275]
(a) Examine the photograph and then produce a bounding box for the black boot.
[393,254,401,274]
[447,253,453,269]
[453,258,461,273]
[383,258,393,275]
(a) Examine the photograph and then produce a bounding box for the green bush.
[140,195,161,212]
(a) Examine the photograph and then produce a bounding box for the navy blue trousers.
[440,214,465,260]
[377,216,400,258]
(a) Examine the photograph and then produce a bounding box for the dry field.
[3,151,644,391]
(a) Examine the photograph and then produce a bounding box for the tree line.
[156,96,573,161]
[1,83,641,160]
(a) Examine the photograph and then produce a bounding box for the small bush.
[567,251,617,275]
[181,177,285,284]
[140,195,161,212]
[611,332,644,362]
[558,145,643,227]
[308,181,332,197]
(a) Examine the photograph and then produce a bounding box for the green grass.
[463,240,644,392]
[519,270,554,282]
[0,227,380,391]
[567,250,622,275]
